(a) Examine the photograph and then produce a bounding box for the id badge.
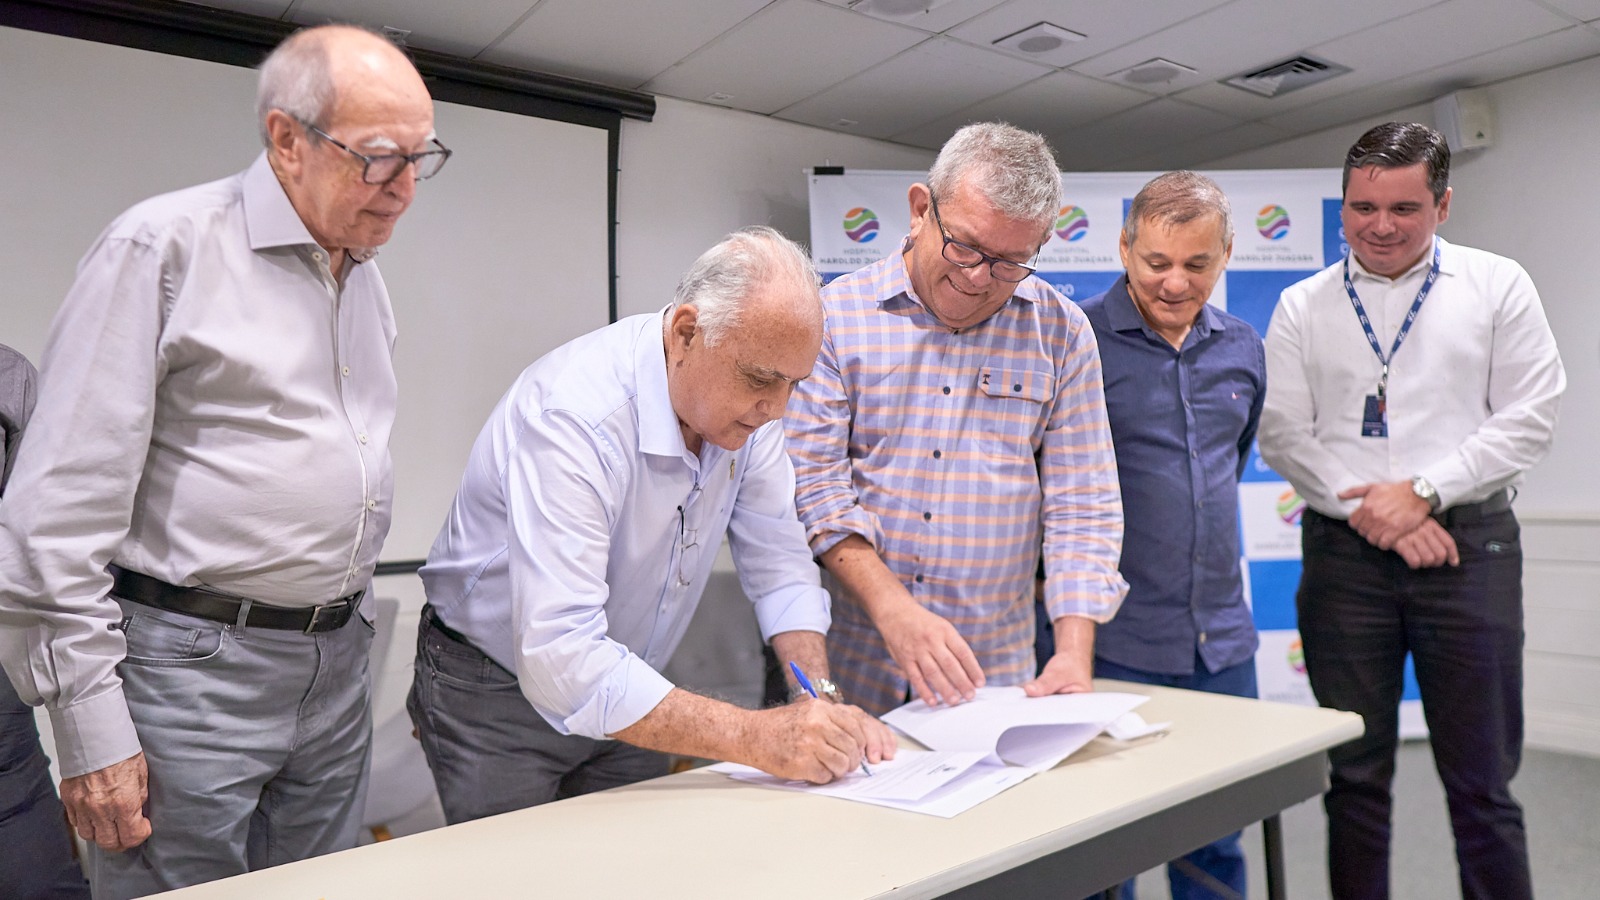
[1361,394,1387,438]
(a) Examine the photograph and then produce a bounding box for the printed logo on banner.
[1256,630,1316,706]
[1276,488,1305,526]
[1239,481,1303,560]
[1054,205,1089,242]
[1255,204,1291,240]
[842,207,880,244]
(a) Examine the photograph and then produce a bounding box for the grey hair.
[1124,170,1233,247]
[257,28,337,146]
[927,122,1063,230]
[673,226,822,347]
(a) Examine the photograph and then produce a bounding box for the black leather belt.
[110,567,362,634]
[1436,490,1513,527]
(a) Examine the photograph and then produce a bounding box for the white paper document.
[710,688,1167,817]
[883,687,1155,770]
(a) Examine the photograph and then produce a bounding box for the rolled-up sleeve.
[1040,311,1129,624]
[784,317,885,557]
[726,422,830,641]
[503,409,673,739]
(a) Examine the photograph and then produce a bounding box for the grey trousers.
[88,596,374,900]
[406,605,669,825]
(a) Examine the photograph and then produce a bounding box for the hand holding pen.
[790,661,873,777]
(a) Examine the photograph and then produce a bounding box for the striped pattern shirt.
[785,248,1128,714]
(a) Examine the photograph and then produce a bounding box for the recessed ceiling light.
[992,22,1086,56]
[849,0,959,21]
[1111,58,1197,86]
[833,118,859,128]
[704,92,733,103]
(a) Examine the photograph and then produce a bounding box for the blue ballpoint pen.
[789,661,873,777]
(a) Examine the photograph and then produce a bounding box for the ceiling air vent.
[1223,55,1351,98]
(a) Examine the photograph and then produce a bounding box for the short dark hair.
[1342,122,1451,202]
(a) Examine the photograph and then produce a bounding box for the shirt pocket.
[975,365,1054,463]
[978,366,1053,404]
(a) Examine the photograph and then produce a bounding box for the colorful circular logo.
[1054,205,1089,242]
[843,207,880,243]
[1256,204,1291,240]
[1276,488,1305,526]
[1287,638,1307,675]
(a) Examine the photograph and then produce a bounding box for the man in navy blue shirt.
[1079,171,1265,899]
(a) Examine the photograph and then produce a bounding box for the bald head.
[257,25,428,145]
[673,226,823,348]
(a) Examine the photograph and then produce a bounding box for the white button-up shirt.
[1259,237,1565,517]
[0,154,397,777]
[422,311,830,740]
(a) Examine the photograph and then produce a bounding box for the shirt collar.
[242,152,379,263]
[636,308,688,458]
[1349,235,1452,285]
[1104,274,1224,343]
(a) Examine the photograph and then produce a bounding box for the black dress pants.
[1297,505,1531,900]
[0,673,91,899]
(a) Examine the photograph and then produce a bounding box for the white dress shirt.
[0,154,397,777]
[1259,237,1565,518]
[421,310,830,740]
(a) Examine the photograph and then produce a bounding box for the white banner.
[809,167,1424,734]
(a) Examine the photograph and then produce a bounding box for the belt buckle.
[303,604,326,634]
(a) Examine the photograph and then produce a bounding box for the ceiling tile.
[1536,0,1600,22]
[1266,22,1600,134]
[774,36,1050,138]
[1049,98,1243,170]
[288,0,531,57]
[946,0,1228,69]
[480,0,769,87]
[1309,0,1576,77]
[183,0,294,18]
[1073,0,1440,84]
[644,0,927,114]
[815,0,1013,35]
[890,70,1154,148]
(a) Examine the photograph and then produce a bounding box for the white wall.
[1206,63,1600,757]
[615,96,933,318]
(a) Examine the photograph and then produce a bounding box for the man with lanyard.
[1259,122,1565,900]
[1078,171,1264,900]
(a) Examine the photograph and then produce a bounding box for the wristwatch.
[1411,475,1441,511]
[788,677,845,704]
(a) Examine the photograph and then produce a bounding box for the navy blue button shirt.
[1079,277,1265,676]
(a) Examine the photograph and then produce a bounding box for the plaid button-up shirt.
[785,247,1128,714]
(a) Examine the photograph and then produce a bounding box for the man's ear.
[666,304,699,360]
[907,183,932,241]
[265,109,304,175]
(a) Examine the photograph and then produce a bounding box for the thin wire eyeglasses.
[927,193,1039,283]
[302,121,452,185]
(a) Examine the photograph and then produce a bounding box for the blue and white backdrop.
[809,168,1425,736]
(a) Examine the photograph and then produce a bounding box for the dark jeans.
[1091,654,1258,900]
[1298,506,1531,900]
[0,674,91,899]
[406,605,670,825]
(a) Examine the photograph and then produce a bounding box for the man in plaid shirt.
[785,123,1128,715]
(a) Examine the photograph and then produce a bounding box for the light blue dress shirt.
[421,311,830,740]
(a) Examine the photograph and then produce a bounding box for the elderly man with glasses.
[0,25,444,899]
[785,122,1128,717]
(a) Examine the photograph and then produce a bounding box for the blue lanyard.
[1341,237,1440,398]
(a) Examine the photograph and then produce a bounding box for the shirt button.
[342,366,351,377]
[1191,450,1199,459]
[932,449,942,460]
[1013,383,1022,392]
[942,386,951,395]
[367,500,377,510]
[1199,632,1208,644]
[923,512,932,521]
[915,574,924,583]
[359,433,369,444]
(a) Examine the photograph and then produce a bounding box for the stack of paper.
[710,687,1168,817]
